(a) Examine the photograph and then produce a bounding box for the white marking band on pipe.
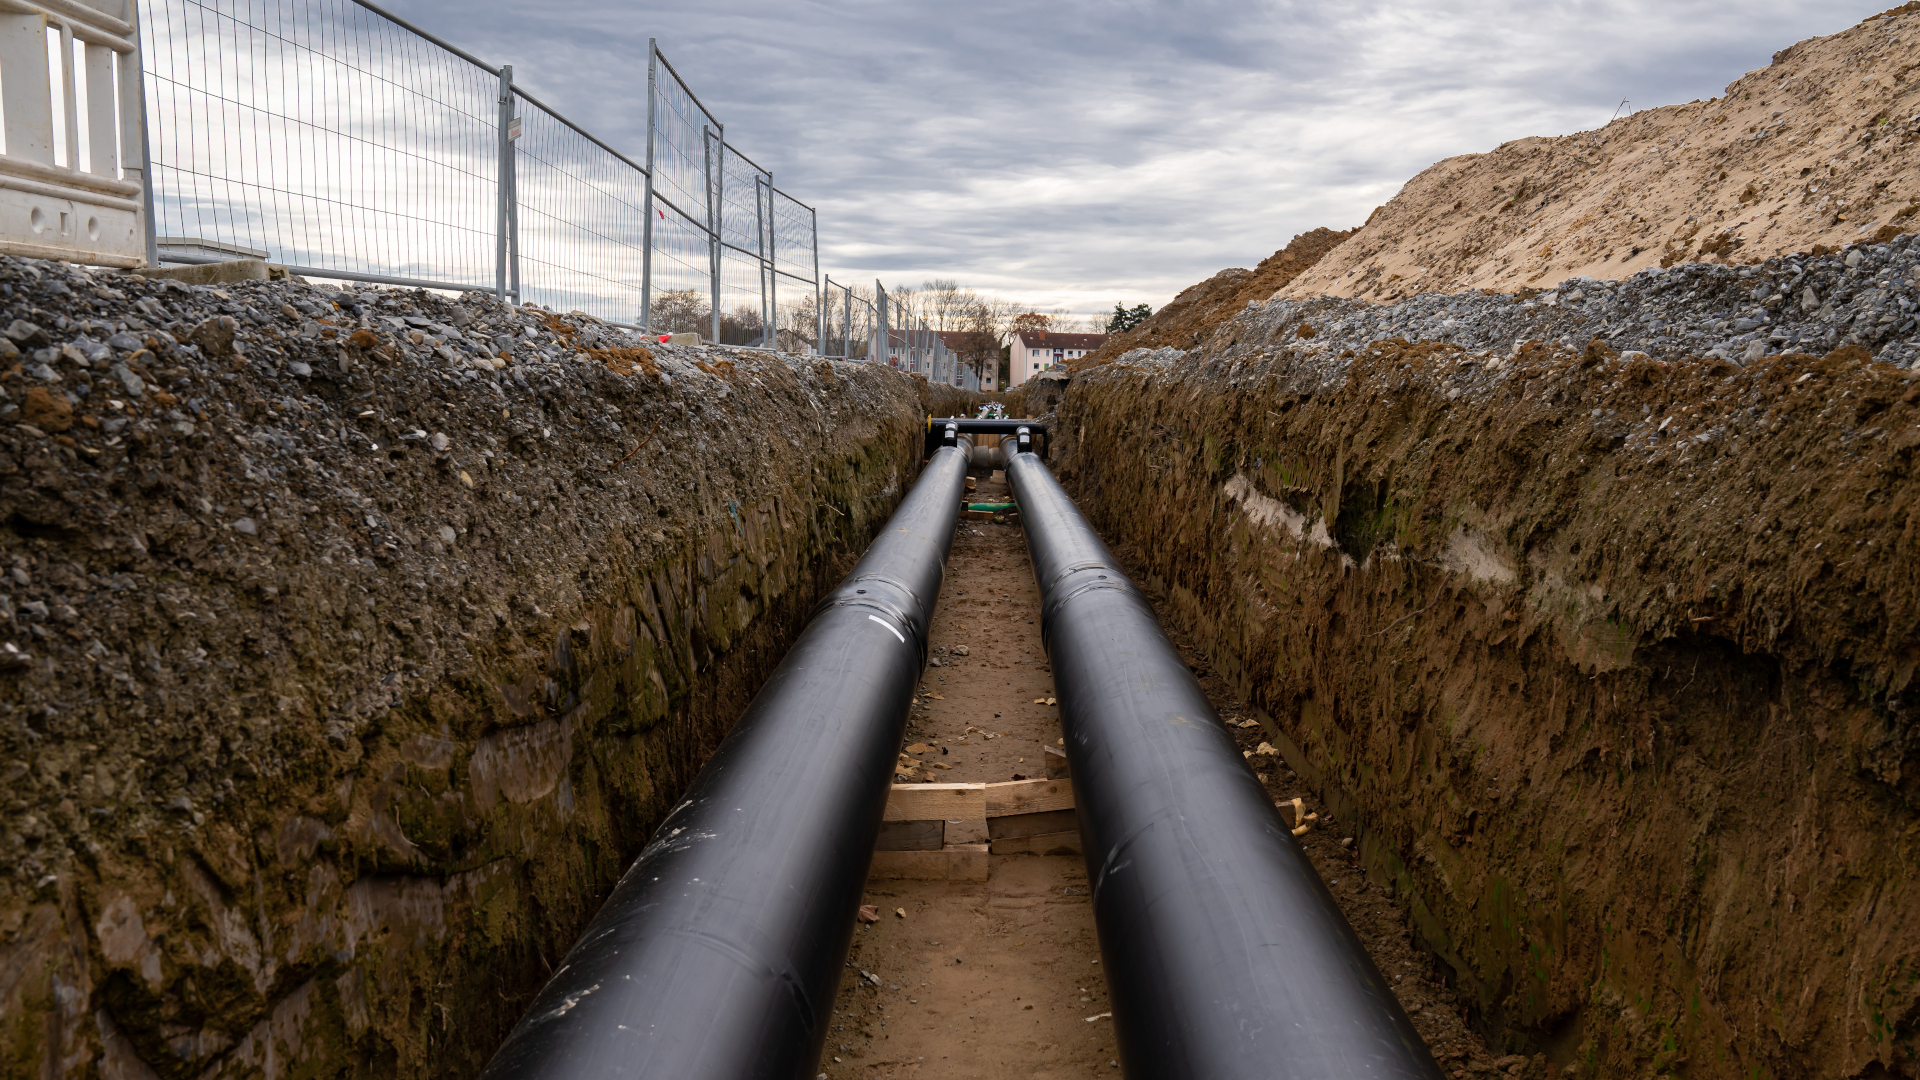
[868,614,906,644]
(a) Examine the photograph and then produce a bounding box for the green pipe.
[966,502,1018,512]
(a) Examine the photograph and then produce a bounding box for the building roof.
[1013,331,1107,350]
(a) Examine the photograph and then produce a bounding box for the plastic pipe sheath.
[1004,449,1444,1080]
[478,444,970,1080]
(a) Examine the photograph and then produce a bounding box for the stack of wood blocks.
[871,766,1077,882]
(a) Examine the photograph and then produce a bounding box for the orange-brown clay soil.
[822,472,1512,1079]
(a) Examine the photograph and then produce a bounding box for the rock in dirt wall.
[1044,255,1920,1078]
[0,256,928,1079]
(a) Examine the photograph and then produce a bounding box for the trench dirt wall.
[1043,333,1919,1078]
[0,257,930,1079]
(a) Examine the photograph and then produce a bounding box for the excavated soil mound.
[1283,4,1920,303]
[1073,227,1353,368]
[0,258,930,1080]
[1031,229,1920,1076]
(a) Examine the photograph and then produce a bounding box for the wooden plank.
[884,783,985,822]
[1043,744,1070,779]
[984,778,1073,817]
[943,818,989,845]
[990,831,1081,856]
[869,843,990,882]
[988,808,1077,841]
[944,842,989,882]
[870,849,950,880]
[876,819,943,851]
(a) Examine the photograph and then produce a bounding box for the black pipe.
[930,417,1046,435]
[1005,450,1444,1080]
[478,443,970,1080]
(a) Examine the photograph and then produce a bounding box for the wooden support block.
[869,843,990,881]
[877,819,943,851]
[984,778,1073,817]
[988,808,1077,841]
[944,842,989,882]
[943,818,989,845]
[990,831,1082,856]
[965,476,977,492]
[1043,744,1070,779]
[869,849,949,880]
[885,783,986,822]
[963,509,994,521]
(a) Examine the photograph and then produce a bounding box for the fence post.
[760,174,768,349]
[811,207,821,356]
[127,0,157,266]
[752,176,767,346]
[494,64,515,303]
[640,39,658,328]
[843,281,850,359]
[705,125,722,345]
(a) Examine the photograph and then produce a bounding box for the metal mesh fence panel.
[137,3,842,346]
[511,95,649,322]
[142,0,497,285]
[717,143,764,257]
[770,188,813,284]
[715,143,768,339]
[646,54,712,236]
[715,247,764,344]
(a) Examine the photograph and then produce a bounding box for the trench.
[820,468,1484,1078]
[484,450,1484,1079]
[825,469,1111,1078]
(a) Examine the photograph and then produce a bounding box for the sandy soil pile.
[1074,227,1353,368]
[1281,3,1920,302]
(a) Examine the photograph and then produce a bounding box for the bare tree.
[780,292,823,353]
[651,289,710,335]
[922,278,973,332]
[1010,311,1051,337]
[953,295,1018,389]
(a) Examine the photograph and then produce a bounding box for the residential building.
[1007,331,1106,386]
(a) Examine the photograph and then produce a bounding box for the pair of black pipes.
[479,422,1441,1080]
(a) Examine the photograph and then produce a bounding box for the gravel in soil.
[0,252,930,1079]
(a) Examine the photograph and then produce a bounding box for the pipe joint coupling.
[1036,561,1137,649]
[811,572,933,661]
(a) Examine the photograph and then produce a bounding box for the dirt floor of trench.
[820,471,1527,1080]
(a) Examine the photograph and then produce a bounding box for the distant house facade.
[1007,331,1106,386]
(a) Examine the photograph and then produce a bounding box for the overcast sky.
[385,0,1883,323]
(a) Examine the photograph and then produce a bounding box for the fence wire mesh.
[511,92,649,320]
[770,189,814,283]
[144,0,497,285]
[138,1,836,344]
[643,51,715,315]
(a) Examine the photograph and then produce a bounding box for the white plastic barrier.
[0,0,145,267]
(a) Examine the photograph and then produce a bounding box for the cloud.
[382,0,1884,318]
